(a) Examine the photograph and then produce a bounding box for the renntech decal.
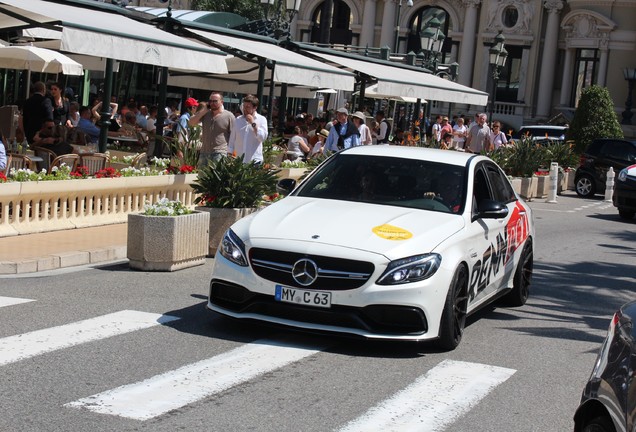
[469,202,529,300]
[505,201,530,258]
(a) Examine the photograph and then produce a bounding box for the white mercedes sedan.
[207,146,534,350]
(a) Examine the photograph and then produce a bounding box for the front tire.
[575,174,596,198]
[437,265,469,351]
[503,242,533,307]
[581,415,616,432]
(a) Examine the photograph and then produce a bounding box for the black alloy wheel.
[581,415,616,432]
[503,242,533,307]
[437,265,469,351]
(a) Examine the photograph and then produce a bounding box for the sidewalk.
[0,224,128,275]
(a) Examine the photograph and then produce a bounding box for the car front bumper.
[207,248,454,342]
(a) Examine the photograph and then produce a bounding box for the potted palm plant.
[127,198,210,271]
[190,155,279,255]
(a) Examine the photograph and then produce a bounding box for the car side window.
[602,141,633,162]
[485,163,516,203]
[472,165,493,213]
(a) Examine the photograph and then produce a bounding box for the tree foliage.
[192,0,263,21]
[567,85,624,154]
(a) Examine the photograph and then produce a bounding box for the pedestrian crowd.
[2,81,514,176]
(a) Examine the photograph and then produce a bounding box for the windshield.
[295,154,466,214]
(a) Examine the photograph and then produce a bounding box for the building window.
[406,6,452,63]
[571,49,598,107]
[309,0,353,45]
[495,45,522,103]
[502,6,518,29]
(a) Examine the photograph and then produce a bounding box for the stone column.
[379,0,397,49]
[597,37,610,86]
[559,48,574,106]
[458,0,480,87]
[359,0,378,48]
[536,0,565,118]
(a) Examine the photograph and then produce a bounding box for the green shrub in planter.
[489,136,547,177]
[191,155,279,208]
[567,85,623,154]
[541,139,579,170]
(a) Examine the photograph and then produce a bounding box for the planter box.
[535,175,549,199]
[510,176,537,200]
[195,206,257,256]
[276,167,308,181]
[127,210,209,271]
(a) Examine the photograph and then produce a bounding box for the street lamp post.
[488,31,507,124]
[419,18,446,122]
[419,17,445,72]
[393,0,413,54]
[260,0,302,40]
[621,68,636,125]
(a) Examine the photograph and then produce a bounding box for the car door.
[465,162,529,306]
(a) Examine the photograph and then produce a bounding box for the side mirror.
[276,178,297,195]
[474,199,509,220]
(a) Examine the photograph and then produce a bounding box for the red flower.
[71,166,89,178]
[179,165,195,174]
[0,172,7,183]
[95,167,121,178]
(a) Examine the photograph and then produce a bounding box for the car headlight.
[376,253,441,285]
[219,229,248,267]
[618,168,628,182]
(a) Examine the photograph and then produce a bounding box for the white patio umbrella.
[0,45,83,75]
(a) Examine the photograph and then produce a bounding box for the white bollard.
[604,167,615,202]
[546,162,559,203]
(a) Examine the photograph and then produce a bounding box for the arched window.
[309,0,353,45]
[406,6,452,63]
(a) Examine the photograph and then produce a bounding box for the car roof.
[339,145,481,167]
[519,125,567,131]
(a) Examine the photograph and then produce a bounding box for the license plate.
[275,285,332,308]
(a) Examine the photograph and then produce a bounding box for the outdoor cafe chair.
[2,154,11,174]
[49,154,79,174]
[131,152,147,168]
[32,146,57,173]
[7,153,33,172]
[79,153,109,175]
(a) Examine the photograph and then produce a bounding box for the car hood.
[240,197,465,260]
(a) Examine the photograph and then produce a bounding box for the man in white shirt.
[228,94,268,164]
[375,110,390,143]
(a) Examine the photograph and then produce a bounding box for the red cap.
[184,97,198,108]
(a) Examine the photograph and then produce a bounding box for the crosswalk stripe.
[65,337,327,420]
[0,296,35,308]
[338,359,516,432]
[0,310,179,367]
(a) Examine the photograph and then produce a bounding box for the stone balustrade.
[0,174,198,237]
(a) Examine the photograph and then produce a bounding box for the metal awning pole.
[98,58,113,153]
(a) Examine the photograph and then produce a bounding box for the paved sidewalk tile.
[0,224,128,275]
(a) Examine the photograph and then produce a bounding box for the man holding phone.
[228,94,268,165]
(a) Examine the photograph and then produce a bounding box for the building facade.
[290,0,636,131]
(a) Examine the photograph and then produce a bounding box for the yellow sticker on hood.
[372,224,413,240]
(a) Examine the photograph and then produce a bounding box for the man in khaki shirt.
[189,91,235,168]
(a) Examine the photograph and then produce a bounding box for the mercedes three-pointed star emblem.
[291,258,319,286]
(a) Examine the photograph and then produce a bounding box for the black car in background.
[574,301,636,432]
[613,165,636,220]
[575,139,636,198]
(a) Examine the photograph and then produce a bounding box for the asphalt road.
[0,191,634,432]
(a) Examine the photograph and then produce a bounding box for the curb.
[0,246,127,275]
